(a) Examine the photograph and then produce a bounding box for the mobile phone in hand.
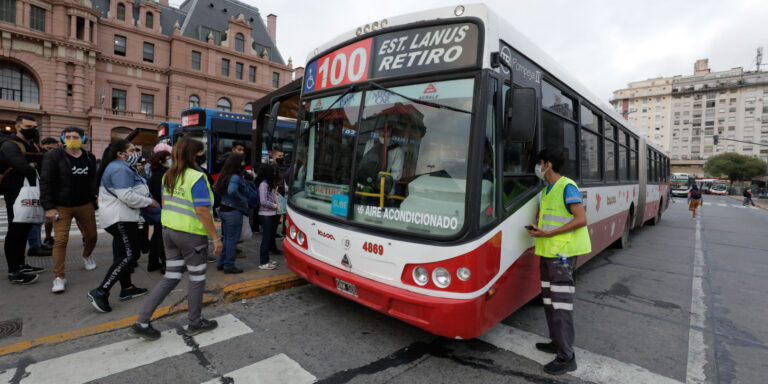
[524,225,534,230]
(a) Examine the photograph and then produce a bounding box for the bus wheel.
[615,213,631,249]
[650,204,662,226]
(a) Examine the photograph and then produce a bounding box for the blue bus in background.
[176,108,253,178]
[156,121,180,146]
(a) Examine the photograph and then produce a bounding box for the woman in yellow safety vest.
[131,137,223,340]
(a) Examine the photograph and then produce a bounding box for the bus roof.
[306,3,667,156]
[181,107,251,122]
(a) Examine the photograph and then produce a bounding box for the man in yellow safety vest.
[526,148,592,375]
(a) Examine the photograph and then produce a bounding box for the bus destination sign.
[303,23,479,93]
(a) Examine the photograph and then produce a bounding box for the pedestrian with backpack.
[1,115,45,284]
[688,184,702,219]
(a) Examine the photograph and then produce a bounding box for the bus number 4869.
[363,242,384,256]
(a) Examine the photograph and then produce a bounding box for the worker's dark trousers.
[540,256,578,361]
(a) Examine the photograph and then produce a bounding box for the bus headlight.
[432,267,451,288]
[412,266,429,286]
[297,231,305,246]
[289,225,297,240]
[457,267,471,281]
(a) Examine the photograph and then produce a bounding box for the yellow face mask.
[65,138,82,150]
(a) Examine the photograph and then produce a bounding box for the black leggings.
[4,192,32,274]
[99,222,140,292]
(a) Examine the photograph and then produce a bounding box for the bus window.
[543,112,577,179]
[480,78,497,227]
[605,122,617,181]
[579,105,601,181]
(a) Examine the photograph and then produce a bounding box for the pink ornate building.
[0,0,294,155]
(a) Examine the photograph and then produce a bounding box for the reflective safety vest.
[535,176,592,258]
[161,168,213,236]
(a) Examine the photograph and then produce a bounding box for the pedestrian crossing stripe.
[479,323,682,384]
[201,353,316,384]
[0,314,253,384]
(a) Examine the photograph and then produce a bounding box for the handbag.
[240,215,253,240]
[13,173,44,223]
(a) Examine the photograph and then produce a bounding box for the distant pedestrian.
[688,184,702,219]
[87,140,157,312]
[146,150,171,273]
[742,187,756,207]
[526,148,591,376]
[41,127,99,293]
[257,163,280,270]
[1,115,46,285]
[132,137,222,340]
[214,153,249,274]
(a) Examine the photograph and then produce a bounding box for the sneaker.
[9,272,38,285]
[52,277,66,293]
[44,237,54,247]
[223,267,244,274]
[186,318,218,336]
[19,264,45,274]
[41,242,53,251]
[27,247,52,257]
[119,286,149,301]
[258,262,277,270]
[535,341,558,354]
[131,323,161,341]
[83,256,97,271]
[207,256,217,263]
[543,356,577,375]
[269,260,278,267]
[87,289,112,313]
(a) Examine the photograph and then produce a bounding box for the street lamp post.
[100,88,105,157]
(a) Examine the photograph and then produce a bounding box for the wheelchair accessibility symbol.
[305,69,315,90]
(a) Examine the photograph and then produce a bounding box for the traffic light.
[713,135,719,145]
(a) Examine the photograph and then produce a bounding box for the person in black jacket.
[146,150,170,272]
[1,115,45,284]
[40,126,99,293]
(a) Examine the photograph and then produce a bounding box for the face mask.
[126,152,140,166]
[166,158,171,168]
[276,157,285,166]
[535,164,548,181]
[196,154,206,166]
[21,128,38,141]
[65,139,82,150]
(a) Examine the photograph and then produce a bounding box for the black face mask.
[196,155,206,166]
[21,128,38,141]
[276,158,285,166]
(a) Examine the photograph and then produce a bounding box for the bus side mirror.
[267,101,281,135]
[505,88,537,142]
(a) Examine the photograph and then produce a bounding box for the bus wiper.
[369,81,473,115]
[304,85,359,128]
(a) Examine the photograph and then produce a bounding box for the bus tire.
[615,213,631,249]
[649,203,662,226]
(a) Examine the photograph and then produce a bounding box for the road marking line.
[702,202,711,206]
[716,203,727,207]
[480,323,681,384]
[0,314,250,384]
[201,353,316,384]
[686,218,708,384]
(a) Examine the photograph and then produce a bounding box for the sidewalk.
[0,228,303,355]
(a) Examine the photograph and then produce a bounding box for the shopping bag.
[13,176,44,223]
[241,215,253,240]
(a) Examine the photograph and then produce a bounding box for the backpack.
[0,136,27,185]
[690,189,701,199]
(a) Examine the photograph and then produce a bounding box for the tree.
[703,152,767,181]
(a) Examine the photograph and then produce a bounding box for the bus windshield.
[291,78,474,236]
[671,179,688,190]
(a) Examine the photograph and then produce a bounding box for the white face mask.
[535,164,548,181]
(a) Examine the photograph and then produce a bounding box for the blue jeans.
[218,210,243,269]
[27,223,42,249]
[258,215,277,265]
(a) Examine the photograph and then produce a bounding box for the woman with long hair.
[688,183,702,219]
[132,137,223,340]
[214,153,248,274]
[87,140,158,313]
[146,150,171,272]
[257,163,279,270]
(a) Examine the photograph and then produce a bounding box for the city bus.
[156,121,180,146]
[710,180,728,195]
[280,4,670,339]
[671,173,691,197]
[178,107,253,178]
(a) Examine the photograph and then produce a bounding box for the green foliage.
[704,152,767,181]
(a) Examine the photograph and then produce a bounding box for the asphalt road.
[0,195,766,383]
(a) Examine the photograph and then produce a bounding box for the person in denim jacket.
[214,154,249,274]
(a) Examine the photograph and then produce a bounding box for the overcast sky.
[170,0,768,103]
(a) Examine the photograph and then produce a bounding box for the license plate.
[335,278,358,297]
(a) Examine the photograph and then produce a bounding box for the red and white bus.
[280,4,670,339]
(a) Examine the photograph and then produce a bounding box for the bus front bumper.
[283,239,490,339]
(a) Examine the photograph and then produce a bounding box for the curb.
[221,272,307,302]
[0,297,216,357]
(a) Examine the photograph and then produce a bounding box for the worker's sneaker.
[87,288,112,313]
[535,341,558,354]
[52,277,66,293]
[119,286,148,301]
[131,323,161,341]
[543,356,577,375]
[186,318,218,336]
[83,256,97,271]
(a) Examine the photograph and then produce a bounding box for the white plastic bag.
[240,215,253,240]
[13,176,44,223]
